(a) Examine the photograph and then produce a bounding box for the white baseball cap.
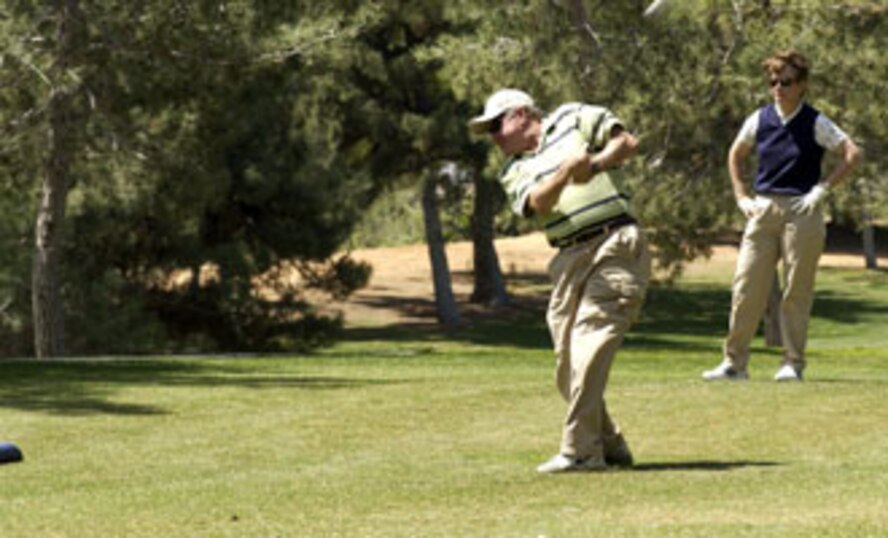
[468,88,535,135]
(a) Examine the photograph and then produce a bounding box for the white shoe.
[702,361,749,381]
[536,454,607,474]
[774,364,803,382]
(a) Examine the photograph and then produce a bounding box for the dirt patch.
[336,227,887,328]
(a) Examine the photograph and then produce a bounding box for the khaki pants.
[546,224,650,459]
[724,195,826,371]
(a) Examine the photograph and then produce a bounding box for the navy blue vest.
[754,103,824,196]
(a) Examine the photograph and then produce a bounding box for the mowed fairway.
[1,266,887,537]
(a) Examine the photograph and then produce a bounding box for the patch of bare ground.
[333,226,888,328]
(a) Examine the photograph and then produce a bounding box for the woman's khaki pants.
[724,195,826,372]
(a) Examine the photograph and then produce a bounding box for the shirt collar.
[775,102,804,125]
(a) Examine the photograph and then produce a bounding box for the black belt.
[551,215,637,249]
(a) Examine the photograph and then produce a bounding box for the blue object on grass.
[0,442,23,464]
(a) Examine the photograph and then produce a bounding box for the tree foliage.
[1,2,387,355]
[0,0,885,355]
[431,0,887,277]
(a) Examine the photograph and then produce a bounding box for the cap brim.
[468,116,495,135]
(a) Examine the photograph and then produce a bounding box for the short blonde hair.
[763,50,810,81]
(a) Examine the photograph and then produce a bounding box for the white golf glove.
[790,184,829,215]
[737,196,767,219]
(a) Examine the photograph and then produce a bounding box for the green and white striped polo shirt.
[499,103,635,247]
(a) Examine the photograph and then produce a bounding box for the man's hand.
[569,129,637,185]
[790,184,828,215]
[527,127,637,216]
[568,152,595,184]
[527,150,590,216]
[737,196,768,219]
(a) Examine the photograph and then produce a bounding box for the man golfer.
[469,89,650,473]
[703,50,861,382]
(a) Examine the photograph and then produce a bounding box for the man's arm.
[527,128,638,216]
[585,128,639,177]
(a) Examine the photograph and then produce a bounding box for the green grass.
[1,268,887,537]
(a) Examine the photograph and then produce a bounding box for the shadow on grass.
[343,281,731,350]
[614,283,888,338]
[802,378,888,385]
[823,224,888,258]
[5,269,885,417]
[0,359,400,416]
[344,312,552,351]
[344,275,888,351]
[631,460,781,472]
[633,284,730,337]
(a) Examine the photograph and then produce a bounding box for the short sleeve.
[814,113,849,152]
[578,105,623,149]
[499,159,536,217]
[733,111,759,147]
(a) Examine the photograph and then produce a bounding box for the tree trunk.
[863,224,878,270]
[33,112,71,357]
[860,177,878,270]
[763,273,782,347]
[470,174,509,307]
[32,0,85,358]
[421,173,461,326]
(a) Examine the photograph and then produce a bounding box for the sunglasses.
[487,114,505,135]
[769,77,797,88]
